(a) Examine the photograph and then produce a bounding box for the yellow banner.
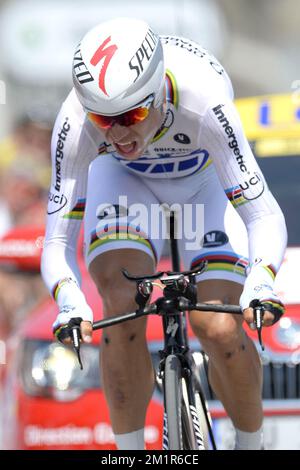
[235,94,300,140]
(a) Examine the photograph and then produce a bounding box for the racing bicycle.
[66,212,265,450]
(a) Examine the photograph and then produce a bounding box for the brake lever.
[68,317,83,369]
[254,306,265,351]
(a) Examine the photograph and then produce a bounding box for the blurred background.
[0,0,299,137]
[0,0,299,451]
[1,0,298,330]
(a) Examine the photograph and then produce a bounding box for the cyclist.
[41,17,287,450]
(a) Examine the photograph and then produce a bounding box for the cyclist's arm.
[200,99,287,308]
[41,92,97,319]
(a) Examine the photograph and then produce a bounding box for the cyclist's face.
[104,98,167,160]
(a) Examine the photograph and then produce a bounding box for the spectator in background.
[0,114,52,232]
[0,226,47,338]
[0,269,47,337]
[0,113,52,337]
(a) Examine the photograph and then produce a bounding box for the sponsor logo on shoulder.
[55,118,70,192]
[202,230,229,248]
[213,104,248,173]
[213,105,265,200]
[47,192,68,214]
[173,133,191,144]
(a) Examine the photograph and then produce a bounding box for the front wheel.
[163,355,199,450]
[194,390,211,449]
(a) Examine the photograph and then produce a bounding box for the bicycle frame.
[160,211,193,360]
[159,211,215,450]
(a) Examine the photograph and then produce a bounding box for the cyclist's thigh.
[89,249,154,339]
[89,248,154,300]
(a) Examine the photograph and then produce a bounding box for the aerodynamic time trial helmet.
[72,17,165,116]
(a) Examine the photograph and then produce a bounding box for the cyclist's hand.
[243,297,285,330]
[52,305,93,344]
[240,262,286,330]
[240,286,285,330]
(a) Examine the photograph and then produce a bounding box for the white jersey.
[41,36,287,312]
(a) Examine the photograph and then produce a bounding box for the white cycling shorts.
[84,155,249,285]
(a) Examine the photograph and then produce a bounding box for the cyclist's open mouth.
[115,141,137,156]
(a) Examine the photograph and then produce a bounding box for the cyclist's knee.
[98,276,137,313]
[88,249,154,313]
[100,285,147,345]
[98,280,145,342]
[89,249,154,302]
[191,280,243,347]
[190,311,242,347]
[88,251,153,343]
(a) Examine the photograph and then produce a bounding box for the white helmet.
[72,17,165,116]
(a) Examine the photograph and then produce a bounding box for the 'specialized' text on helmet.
[72,17,165,116]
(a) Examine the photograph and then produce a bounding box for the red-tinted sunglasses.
[87,95,154,129]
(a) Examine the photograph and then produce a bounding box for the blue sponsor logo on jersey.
[112,148,210,177]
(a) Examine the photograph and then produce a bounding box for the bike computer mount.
[122,261,207,309]
[122,260,207,285]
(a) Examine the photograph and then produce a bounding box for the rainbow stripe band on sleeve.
[260,298,285,315]
[191,251,249,277]
[165,69,179,109]
[225,186,249,208]
[52,277,77,301]
[63,198,86,220]
[88,224,157,263]
[152,69,178,143]
[262,264,277,281]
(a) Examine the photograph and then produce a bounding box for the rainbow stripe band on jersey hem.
[88,225,157,263]
[191,251,249,277]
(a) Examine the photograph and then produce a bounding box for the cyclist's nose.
[107,123,131,142]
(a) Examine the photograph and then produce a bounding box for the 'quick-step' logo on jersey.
[55,118,70,192]
[129,29,158,82]
[213,104,248,173]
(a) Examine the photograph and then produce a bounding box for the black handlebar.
[65,266,266,368]
[92,301,242,331]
